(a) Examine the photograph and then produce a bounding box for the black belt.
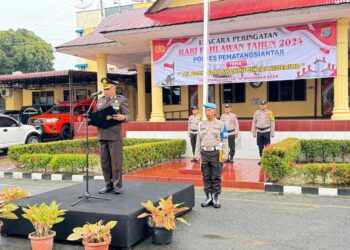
[190,129,198,132]
[227,129,235,133]
[257,126,270,131]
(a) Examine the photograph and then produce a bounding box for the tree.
[0,29,54,74]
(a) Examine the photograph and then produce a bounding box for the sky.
[0,0,138,71]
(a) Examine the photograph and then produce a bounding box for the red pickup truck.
[28,100,94,140]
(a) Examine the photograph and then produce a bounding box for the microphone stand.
[71,95,110,206]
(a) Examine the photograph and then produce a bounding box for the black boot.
[229,156,234,163]
[201,193,213,207]
[213,194,221,208]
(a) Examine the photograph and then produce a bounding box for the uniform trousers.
[190,133,197,156]
[99,140,123,188]
[228,135,235,160]
[257,132,271,157]
[201,150,222,195]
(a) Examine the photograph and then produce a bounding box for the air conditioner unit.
[0,88,11,98]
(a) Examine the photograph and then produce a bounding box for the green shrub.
[8,138,166,163]
[10,138,186,175]
[329,164,350,185]
[123,140,186,172]
[18,154,53,172]
[301,140,322,162]
[261,138,300,181]
[303,164,319,183]
[300,139,347,163]
[339,141,350,162]
[49,154,99,174]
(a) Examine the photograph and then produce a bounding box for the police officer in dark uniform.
[188,105,200,162]
[97,78,129,194]
[195,103,228,208]
[220,104,239,163]
[251,100,275,165]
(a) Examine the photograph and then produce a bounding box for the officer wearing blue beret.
[195,103,229,208]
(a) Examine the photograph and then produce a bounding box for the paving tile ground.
[1,179,350,250]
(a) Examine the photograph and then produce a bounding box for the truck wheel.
[26,134,40,144]
[60,125,72,140]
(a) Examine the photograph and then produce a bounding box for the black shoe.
[191,158,196,162]
[224,159,230,163]
[213,194,221,209]
[98,186,114,194]
[229,159,234,163]
[257,161,261,165]
[201,193,213,207]
[114,188,123,194]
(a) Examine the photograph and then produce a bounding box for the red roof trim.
[101,0,345,34]
[0,70,71,81]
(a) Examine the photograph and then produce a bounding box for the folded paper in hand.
[88,106,121,129]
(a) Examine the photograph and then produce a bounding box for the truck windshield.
[46,106,71,114]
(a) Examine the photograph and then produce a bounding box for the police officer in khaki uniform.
[97,78,129,194]
[188,105,200,162]
[195,103,228,209]
[251,100,275,165]
[220,104,239,163]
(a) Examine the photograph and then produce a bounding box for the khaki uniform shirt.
[96,95,129,141]
[251,109,275,136]
[195,119,229,159]
[188,114,201,135]
[220,112,239,136]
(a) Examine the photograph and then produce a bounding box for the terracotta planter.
[83,239,110,250]
[28,230,56,250]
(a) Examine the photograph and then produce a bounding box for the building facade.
[3,0,350,122]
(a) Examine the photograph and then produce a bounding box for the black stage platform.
[2,180,195,249]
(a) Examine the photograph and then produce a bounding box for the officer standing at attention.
[188,105,201,162]
[220,104,239,163]
[97,77,129,194]
[251,100,275,165]
[195,103,228,209]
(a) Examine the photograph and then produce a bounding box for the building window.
[223,83,245,103]
[32,91,54,105]
[268,80,306,101]
[63,90,70,102]
[163,86,181,105]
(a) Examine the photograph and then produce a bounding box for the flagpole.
[202,0,209,117]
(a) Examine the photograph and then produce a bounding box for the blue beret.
[204,103,217,109]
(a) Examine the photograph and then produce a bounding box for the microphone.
[91,91,102,97]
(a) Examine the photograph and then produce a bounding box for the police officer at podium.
[195,103,228,208]
[251,100,275,165]
[97,77,129,194]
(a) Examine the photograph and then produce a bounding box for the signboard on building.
[153,20,337,86]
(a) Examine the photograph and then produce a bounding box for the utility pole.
[100,0,104,18]
[202,0,209,116]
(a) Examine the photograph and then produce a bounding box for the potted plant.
[22,201,66,250]
[0,203,19,234]
[0,187,30,202]
[137,195,190,245]
[67,220,117,250]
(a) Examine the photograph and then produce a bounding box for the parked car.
[0,114,41,150]
[19,106,44,124]
[0,106,46,124]
[0,110,20,121]
[28,100,94,140]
